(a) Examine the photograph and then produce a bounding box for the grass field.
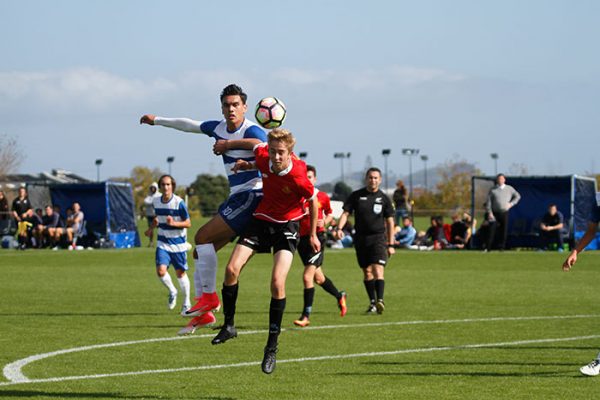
[1,242,600,399]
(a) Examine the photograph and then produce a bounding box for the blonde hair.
[268,128,296,151]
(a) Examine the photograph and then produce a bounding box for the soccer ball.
[254,97,287,129]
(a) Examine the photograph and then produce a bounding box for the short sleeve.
[383,195,394,218]
[178,201,190,221]
[200,120,220,137]
[322,193,332,216]
[343,192,355,214]
[244,125,267,141]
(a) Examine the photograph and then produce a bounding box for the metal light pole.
[382,149,391,193]
[95,159,103,182]
[490,153,499,175]
[333,152,350,183]
[167,156,175,176]
[402,148,420,201]
[420,155,429,191]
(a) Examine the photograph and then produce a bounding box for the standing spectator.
[395,216,416,248]
[484,174,521,251]
[539,204,565,252]
[392,180,409,225]
[0,190,9,220]
[143,182,161,247]
[12,186,32,250]
[336,168,395,314]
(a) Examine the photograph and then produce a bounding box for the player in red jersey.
[294,165,347,328]
[210,128,319,374]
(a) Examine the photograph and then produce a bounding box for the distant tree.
[317,182,334,194]
[331,181,353,202]
[0,134,24,177]
[128,166,163,215]
[190,174,230,216]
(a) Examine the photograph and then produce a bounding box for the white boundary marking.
[2,314,599,386]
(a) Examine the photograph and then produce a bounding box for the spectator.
[142,182,161,247]
[328,219,354,249]
[0,190,8,221]
[449,213,469,248]
[65,202,85,250]
[484,174,521,251]
[12,186,33,250]
[539,204,565,252]
[392,180,410,225]
[394,216,416,248]
[36,205,62,248]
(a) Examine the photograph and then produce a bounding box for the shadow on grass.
[0,390,236,399]
[0,313,163,317]
[364,360,580,367]
[336,370,575,378]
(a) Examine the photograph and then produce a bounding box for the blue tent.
[50,181,141,248]
[471,175,599,249]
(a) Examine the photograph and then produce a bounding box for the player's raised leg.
[314,267,347,317]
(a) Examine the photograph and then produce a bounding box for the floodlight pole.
[382,149,391,193]
[299,152,308,160]
[420,155,429,191]
[167,156,175,176]
[95,159,103,182]
[490,153,499,175]
[334,152,350,184]
[402,148,420,201]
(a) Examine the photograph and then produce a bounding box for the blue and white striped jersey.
[199,119,267,195]
[153,194,189,254]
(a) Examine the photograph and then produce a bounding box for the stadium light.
[382,149,391,193]
[167,156,175,176]
[95,159,103,182]
[420,155,429,191]
[490,153,499,175]
[298,152,308,160]
[401,148,420,202]
[334,152,350,183]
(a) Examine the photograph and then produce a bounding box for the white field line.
[3,314,600,385]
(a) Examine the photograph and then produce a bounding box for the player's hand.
[165,216,174,226]
[388,246,395,256]
[335,229,345,240]
[144,228,153,238]
[310,233,321,253]
[562,250,578,271]
[140,114,155,125]
[213,140,228,155]
[232,160,251,173]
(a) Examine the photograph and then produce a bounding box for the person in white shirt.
[143,182,161,247]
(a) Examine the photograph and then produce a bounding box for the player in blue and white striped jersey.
[145,175,192,313]
[140,84,267,335]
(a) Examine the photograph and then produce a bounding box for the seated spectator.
[410,216,447,250]
[449,213,469,248]
[35,205,62,248]
[394,216,416,248]
[539,204,565,252]
[30,208,44,247]
[328,219,354,249]
[65,202,85,249]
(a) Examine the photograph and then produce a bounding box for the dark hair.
[306,165,316,176]
[365,167,382,178]
[402,216,412,223]
[158,174,176,191]
[220,84,247,104]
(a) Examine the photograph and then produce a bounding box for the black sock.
[267,297,286,348]
[302,288,315,318]
[375,279,385,302]
[222,283,239,327]
[319,276,341,299]
[364,279,376,303]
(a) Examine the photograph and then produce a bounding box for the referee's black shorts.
[237,217,300,254]
[354,233,388,269]
[298,232,326,267]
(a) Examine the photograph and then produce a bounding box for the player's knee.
[314,275,325,285]
[224,264,240,284]
[270,281,285,298]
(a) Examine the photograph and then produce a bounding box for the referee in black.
[336,167,395,314]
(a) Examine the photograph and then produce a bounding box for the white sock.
[196,244,218,294]
[178,274,191,307]
[193,260,203,298]
[159,273,177,295]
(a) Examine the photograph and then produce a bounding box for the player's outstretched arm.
[231,160,255,173]
[140,115,203,134]
[213,139,261,155]
[562,221,598,271]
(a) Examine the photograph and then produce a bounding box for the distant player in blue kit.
[145,175,192,314]
[140,84,267,335]
[562,203,600,376]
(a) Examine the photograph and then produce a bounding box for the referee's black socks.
[222,283,239,327]
[364,279,376,304]
[375,279,385,302]
[268,297,286,348]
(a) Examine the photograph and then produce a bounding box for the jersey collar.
[269,160,293,176]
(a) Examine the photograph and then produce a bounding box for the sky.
[2,0,599,186]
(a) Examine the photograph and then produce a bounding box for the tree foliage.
[127,166,164,215]
[331,181,353,202]
[0,135,24,177]
[190,174,230,216]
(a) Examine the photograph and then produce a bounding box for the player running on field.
[145,175,192,313]
[562,203,600,376]
[210,129,320,374]
[294,165,347,328]
[140,84,267,335]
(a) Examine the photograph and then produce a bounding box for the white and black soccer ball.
[254,97,287,129]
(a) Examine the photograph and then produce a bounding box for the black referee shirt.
[342,188,394,236]
[11,197,32,218]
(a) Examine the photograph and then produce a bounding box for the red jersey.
[252,143,315,223]
[299,190,332,236]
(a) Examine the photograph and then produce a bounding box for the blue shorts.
[218,190,263,236]
[155,247,188,271]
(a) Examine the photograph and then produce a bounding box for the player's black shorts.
[298,232,326,267]
[354,233,388,269]
[237,217,299,254]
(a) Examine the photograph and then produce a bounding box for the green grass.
[1,245,600,399]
